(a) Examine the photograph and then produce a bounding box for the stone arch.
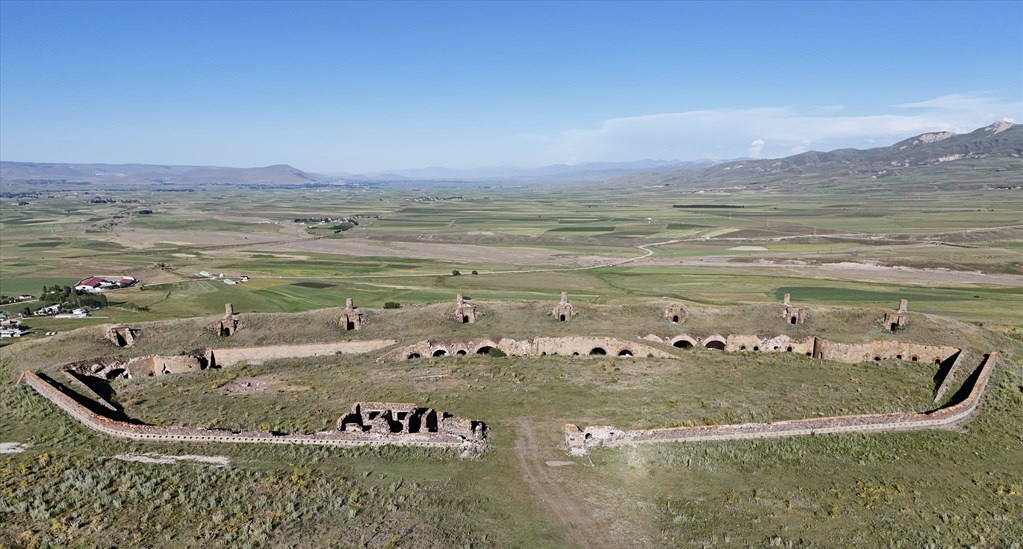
[590,347,607,356]
[617,349,633,356]
[456,349,467,356]
[407,352,421,360]
[476,345,494,355]
[703,335,726,350]
[670,335,698,349]
[432,349,447,357]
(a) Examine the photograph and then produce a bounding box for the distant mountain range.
[2,122,1018,187]
[0,162,324,186]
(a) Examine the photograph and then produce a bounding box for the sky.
[1,0,1021,173]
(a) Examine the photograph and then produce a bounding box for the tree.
[451,270,461,276]
[471,270,479,275]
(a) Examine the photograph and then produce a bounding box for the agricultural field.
[1,178,1021,547]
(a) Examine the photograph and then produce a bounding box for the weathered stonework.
[452,294,479,324]
[551,292,575,321]
[782,293,806,325]
[879,299,909,331]
[338,298,364,331]
[566,352,1000,454]
[211,303,242,336]
[104,325,138,347]
[18,372,488,451]
[375,336,674,363]
[665,333,959,365]
[664,304,687,324]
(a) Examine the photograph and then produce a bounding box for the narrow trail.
[512,418,612,549]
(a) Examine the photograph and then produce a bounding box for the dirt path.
[512,418,612,549]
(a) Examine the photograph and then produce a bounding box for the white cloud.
[542,92,1022,163]
[748,139,765,157]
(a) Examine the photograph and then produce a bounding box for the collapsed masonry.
[338,298,364,331]
[18,371,487,451]
[452,294,479,324]
[337,402,486,441]
[104,325,138,347]
[879,299,909,331]
[782,293,806,325]
[664,304,686,324]
[67,351,216,379]
[552,292,575,322]
[566,352,1000,454]
[211,303,241,336]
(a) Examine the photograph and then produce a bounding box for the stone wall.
[565,352,1000,454]
[664,333,959,365]
[18,371,486,450]
[375,336,674,363]
[212,340,397,366]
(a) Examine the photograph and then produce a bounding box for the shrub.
[451,270,461,276]
[383,302,401,309]
[471,270,478,275]
[487,347,507,357]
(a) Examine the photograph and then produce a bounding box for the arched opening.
[105,368,126,380]
[346,320,355,330]
[773,346,779,351]
[896,354,902,360]
[671,315,679,323]
[705,340,725,351]
[673,340,693,349]
[572,352,579,356]
[590,347,607,356]
[753,346,760,352]
[933,358,941,365]
[890,324,897,332]
[787,346,793,352]
[617,349,633,356]
[456,350,466,356]
[407,353,421,360]
[911,355,919,362]
[432,349,446,357]
[462,315,469,323]
[740,345,747,351]
[559,314,566,321]
[874,356,881,361]
[476,346,493,355]
[790,317,797,325]
[584,433,592,440]
[541,351,547,356]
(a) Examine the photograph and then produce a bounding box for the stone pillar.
[345,298,354,310]
[561,291,569,304]
[898,299,908,313]
[225,303,234,316]
[783,293,791,306]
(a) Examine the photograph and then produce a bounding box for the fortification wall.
[568,352,1000,453]
[665,333,959,365]
[18,371,480,450]
[213,340,397,366]
[376,336,673,363]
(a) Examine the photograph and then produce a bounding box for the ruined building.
[452,294,479,324]
[210,303,241,336]
[336,402,487,441]
[664,304,687,324]
[879,299,909,331]
[782,293,806,325]
[338,298,364,331]
[552,292,575,322]
[104,325,138,347]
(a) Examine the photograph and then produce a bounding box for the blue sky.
[1,1,1020,173]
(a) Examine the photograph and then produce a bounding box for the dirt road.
[512,418,612,549]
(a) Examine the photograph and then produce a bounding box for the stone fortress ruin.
[13,291,1003,457]
[452,293,479,324]
[551,291,575,321]
[338,297,364,331]
[880,299,910,331]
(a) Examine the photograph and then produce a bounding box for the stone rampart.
[664,333,959,365]
[566,352,1000,454]
[376,336,674,363]
[18,371,484,450]
[213,340,397,366]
